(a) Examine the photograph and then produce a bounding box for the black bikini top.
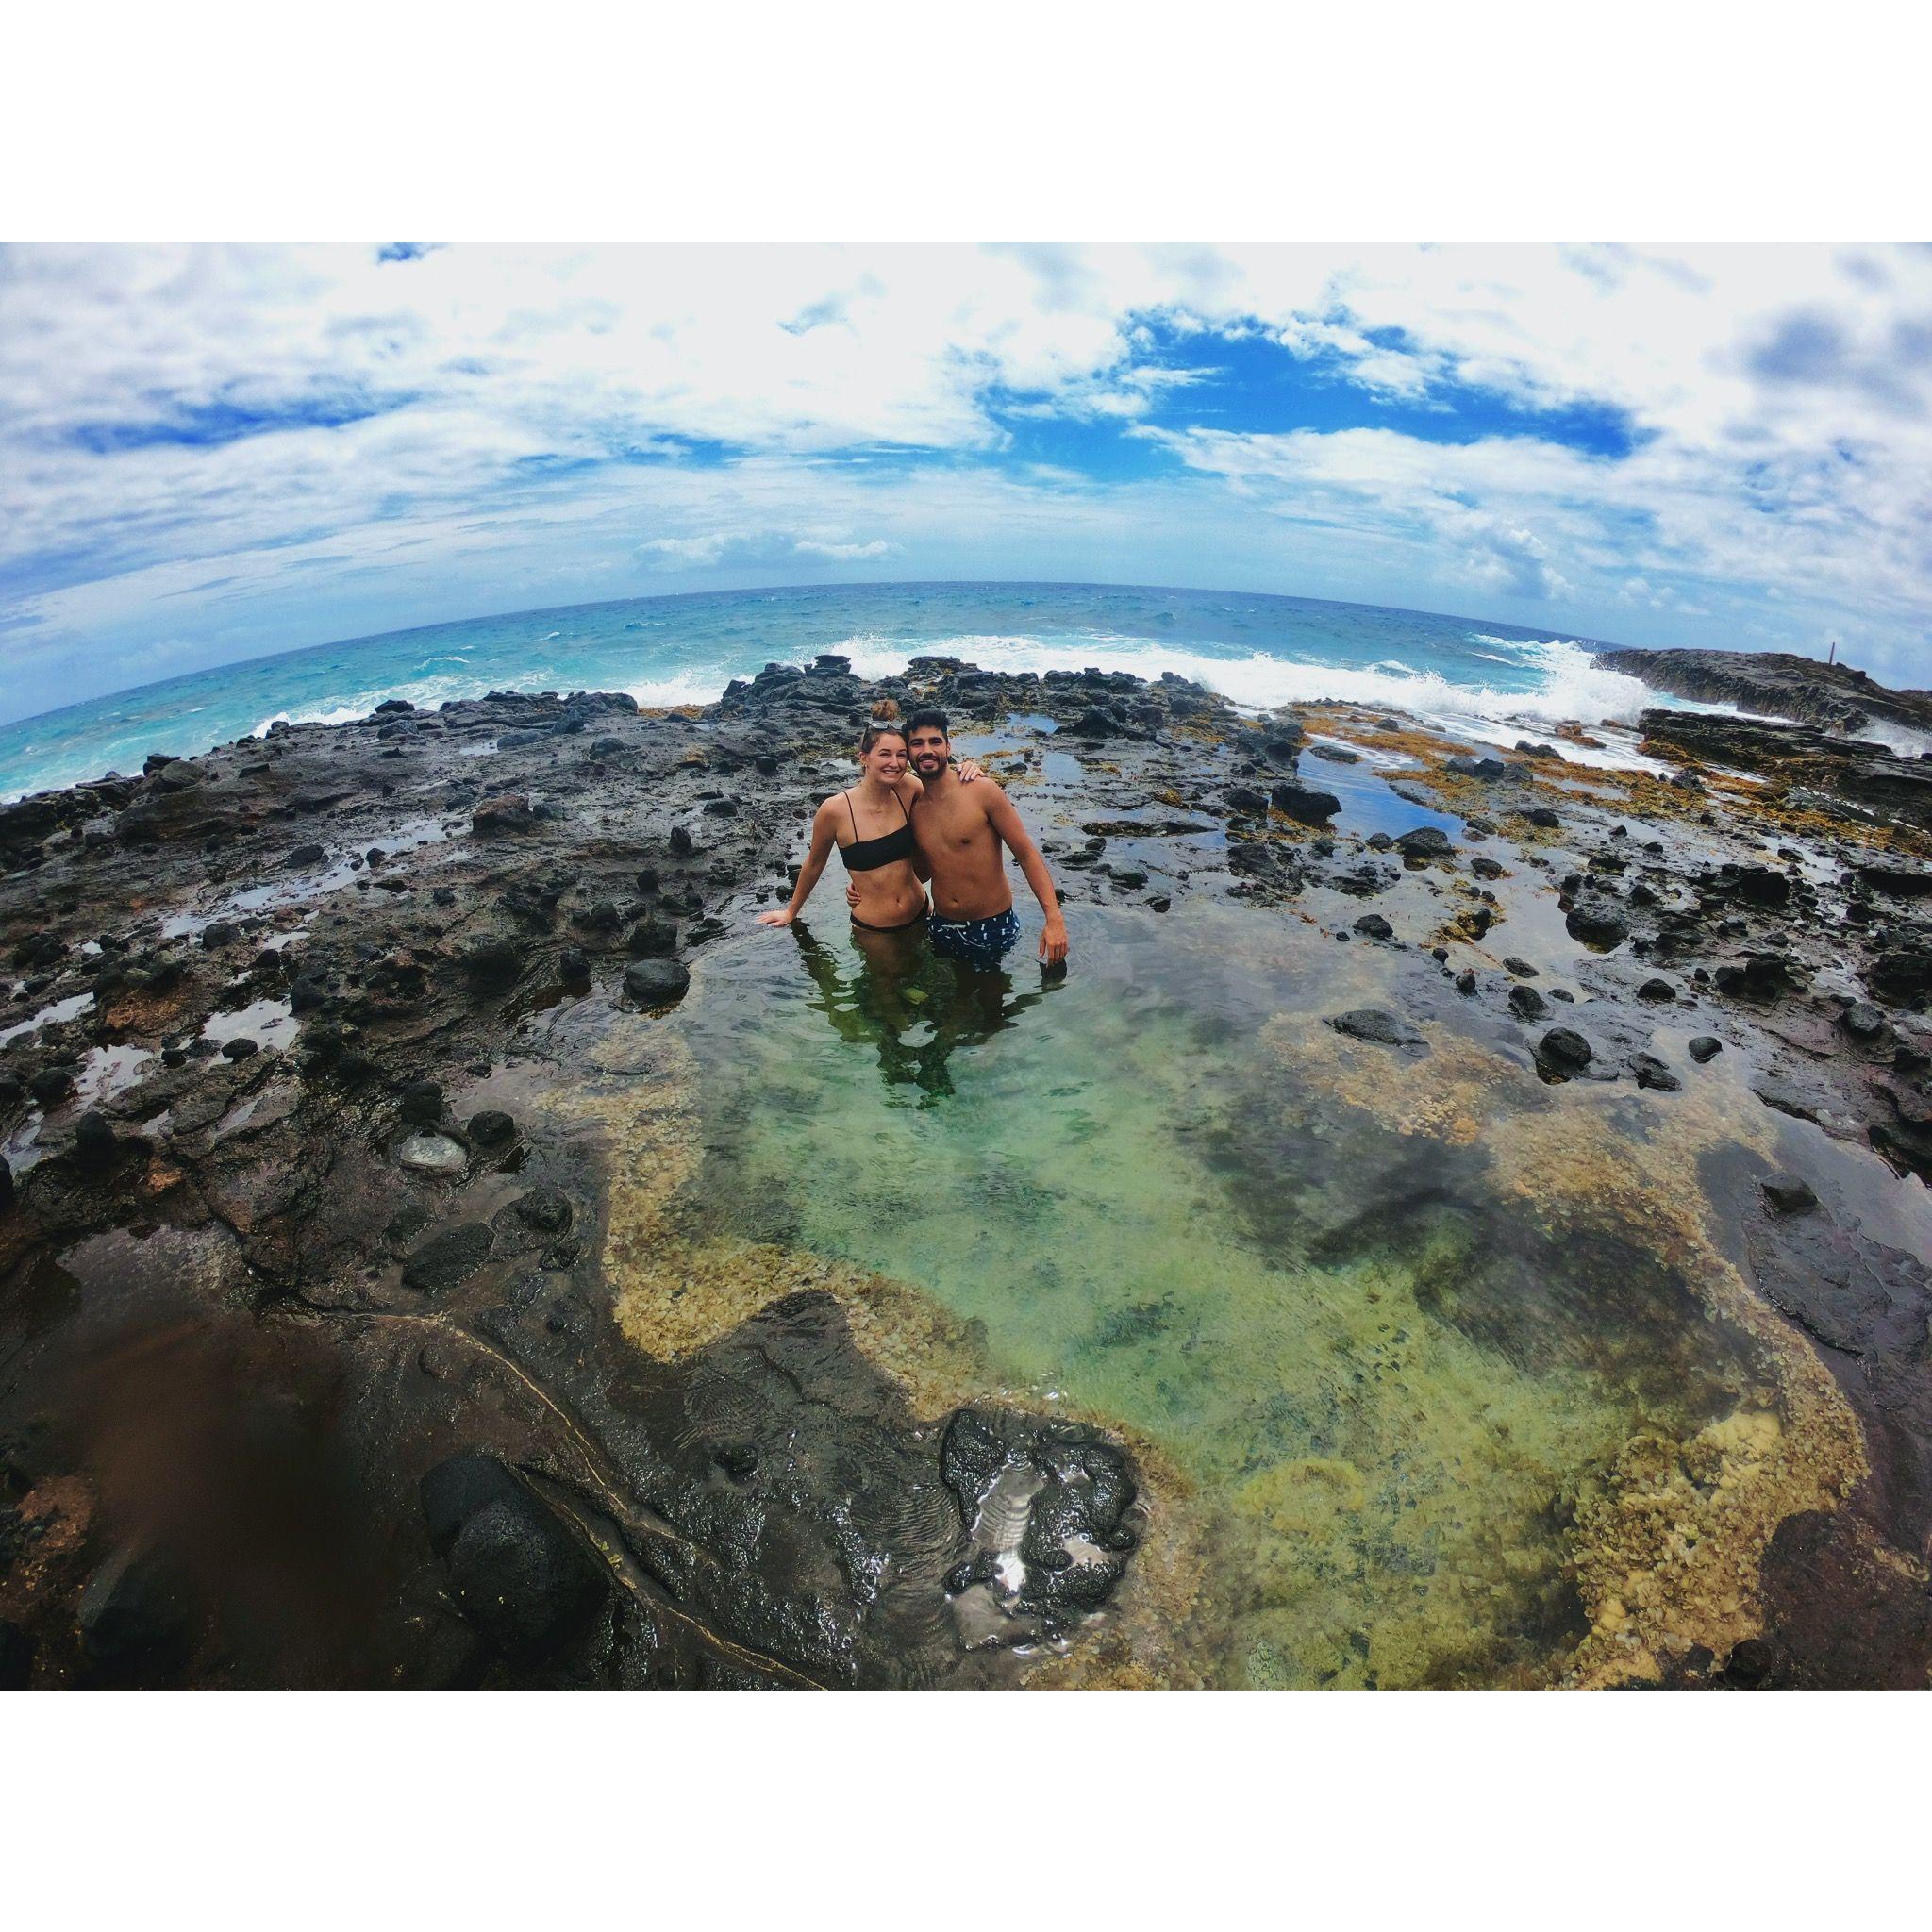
[840,788,915,872]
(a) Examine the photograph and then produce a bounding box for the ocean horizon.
[2,578,1714,805]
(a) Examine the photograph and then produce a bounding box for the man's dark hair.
[906,708,951,739]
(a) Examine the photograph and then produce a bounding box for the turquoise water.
[639,905,1850,1688]
[0,580,1664,802]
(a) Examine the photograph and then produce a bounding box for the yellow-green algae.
[551,900,1863,1688]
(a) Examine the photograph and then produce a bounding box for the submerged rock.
[1329,1008,1424,1049]
[1760,1174,1820,1216]
[397,1133,467,1175]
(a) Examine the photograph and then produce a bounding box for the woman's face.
[860,733,908,782]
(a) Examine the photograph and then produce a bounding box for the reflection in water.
[787,918,1059,1102]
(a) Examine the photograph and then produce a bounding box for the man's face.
[908,726,949,777]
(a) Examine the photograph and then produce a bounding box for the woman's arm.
[757,798,840,926]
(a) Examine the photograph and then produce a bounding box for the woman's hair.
[858,721,908,756]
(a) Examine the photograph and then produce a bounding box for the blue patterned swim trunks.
[929,905,1022,967]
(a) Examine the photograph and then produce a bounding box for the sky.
[2,241,1930,724]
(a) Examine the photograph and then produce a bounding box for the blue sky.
[3,242,1929,723]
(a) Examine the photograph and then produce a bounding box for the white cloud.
[5,241,1932,713]
[792,538,894,559]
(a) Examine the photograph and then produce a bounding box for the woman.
[755,721,979,935]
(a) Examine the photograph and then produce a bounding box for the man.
[852,708,1070,968]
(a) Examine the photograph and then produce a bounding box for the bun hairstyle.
[858,721,909,757]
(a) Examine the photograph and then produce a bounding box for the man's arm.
[980,788,1070,965]
[757,799,839,926]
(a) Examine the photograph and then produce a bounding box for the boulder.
[624,958,691,1006]
[1395,826,1452,861]
[399,1078,443,1124]
[419,1454,606,1657]
[473,793,537,834]
[1270,783,1341,824]
[1566,898,1629,948]
[1538,1026,1594,1073]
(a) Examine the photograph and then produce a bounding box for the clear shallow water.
[641,902,1847,1688]
[2,580,1699,803]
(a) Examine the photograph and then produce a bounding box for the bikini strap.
[843,790,859,842]
[894,787,910,826]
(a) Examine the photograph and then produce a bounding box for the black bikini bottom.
[851,905,929,935]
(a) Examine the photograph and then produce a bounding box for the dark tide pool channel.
[656,898,1836,1688]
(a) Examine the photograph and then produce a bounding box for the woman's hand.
[958,759,988,784]
[756,907,796,927]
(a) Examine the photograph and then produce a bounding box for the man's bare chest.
[917,796,992,852]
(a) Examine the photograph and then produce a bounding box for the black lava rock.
[77,1544,196,1684]
[461,938,522,991]
[0,1617,31,1689]
[1841,1000,1888,1041]
[1566,899,1630,948]
[1329,1008,1424,1049]
[624,958,691,1006]
[1507,985,1548,1021]
[1395,826,1452,860]
[402,1222,495,1292]
[1352,914,1394,941]
[512,1186,573,1235]
[467,1108,516,1148]
[1270,783,1341,824]
[419,1455,605,1657]
[1760,1174,1819,1216]
[1689,1035,1724,1062]
[1631,1053,1681,1092]
[400,1078,443,1124]
[626,920,678,958]
[1538,1026,1594,1072]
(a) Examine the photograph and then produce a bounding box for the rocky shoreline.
[2,645,1929,1688]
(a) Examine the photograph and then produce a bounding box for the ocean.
[0,580,1701,805]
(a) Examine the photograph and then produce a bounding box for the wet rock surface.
[3,649,1931,1687]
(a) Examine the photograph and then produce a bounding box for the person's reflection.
[787,919,1058,1100]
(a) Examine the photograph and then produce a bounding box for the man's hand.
[756,907,796,927]
[844,880,862,910]
[1039,911,1070,967]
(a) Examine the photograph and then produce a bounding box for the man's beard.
[912,754,947,774]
